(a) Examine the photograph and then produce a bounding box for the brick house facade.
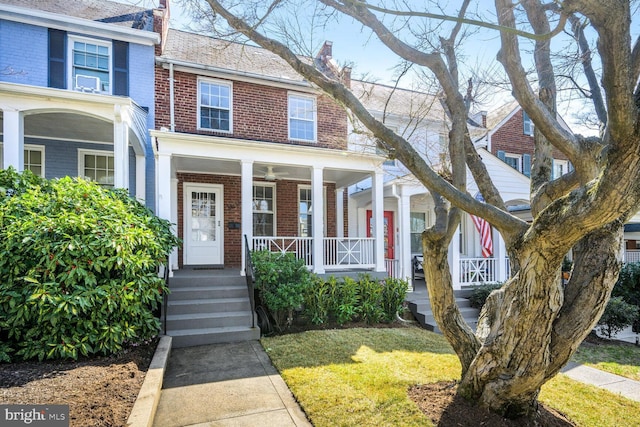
[152,26,386,273]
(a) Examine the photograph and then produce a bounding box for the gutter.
[169,63,175,132]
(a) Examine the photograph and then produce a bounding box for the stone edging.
[127,335,172,427]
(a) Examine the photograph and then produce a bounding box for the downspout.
[169,61,175,132]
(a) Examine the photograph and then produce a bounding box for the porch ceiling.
[0,111,139,146]
[173,156,371,188]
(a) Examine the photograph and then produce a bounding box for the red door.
[366,210,395,259]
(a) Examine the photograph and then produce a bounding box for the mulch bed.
[409,381,576,426]
[0,338,158,427]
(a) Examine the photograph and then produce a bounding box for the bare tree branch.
[339,0,567,41]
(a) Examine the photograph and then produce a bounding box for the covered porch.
[0,82,148,201]
[152,130,389,276]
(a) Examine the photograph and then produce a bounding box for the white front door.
[184,183,223,265]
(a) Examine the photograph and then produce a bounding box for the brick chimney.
[480,110,487,128]
[317,40,333,61]
[153,0,170,55]
[341,66,352,89]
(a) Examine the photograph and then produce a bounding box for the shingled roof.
[160,29,311,84]
[0,0,154,30]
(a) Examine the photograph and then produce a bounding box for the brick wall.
[176,173,338,268]
[491,110,568,160]
[155,68,348,149]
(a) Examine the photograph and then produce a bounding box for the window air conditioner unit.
[75,75,101,92]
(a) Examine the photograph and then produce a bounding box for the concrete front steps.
[407,285,480,333]
[164,269,260,348]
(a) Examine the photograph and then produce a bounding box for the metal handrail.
[162,255,170,334]
[244,235,256,328]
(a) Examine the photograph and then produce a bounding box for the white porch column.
[2,109,24,171]
[372,170,386,272]
[170,177,178,270]
[156,151,173,271]
[241,160,254,275]
[399,187,412,285]
[449,226,461,290]
[494,228,507,282]
[113,105,130,190]
[312,166,325,274]
[135,154,145,202]
[336,188,344,238]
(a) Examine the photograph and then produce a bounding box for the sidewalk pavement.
[149,339,640,427]
[561,362,640,402]
[152,341,311,427]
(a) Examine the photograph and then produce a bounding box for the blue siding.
[0,20,48,86]
[128,43,156,208]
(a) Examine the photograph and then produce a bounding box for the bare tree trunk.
[456,222,623,418]
[422,230,480,376]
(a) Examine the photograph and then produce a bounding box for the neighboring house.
[346,83,532,289]
[0,0,161,206]
[151,33,387,275]
[472,101,572,179]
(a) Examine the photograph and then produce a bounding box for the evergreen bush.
[0,169,179,361]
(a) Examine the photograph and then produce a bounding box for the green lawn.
[571,341,640,381]
[262,327,640,427]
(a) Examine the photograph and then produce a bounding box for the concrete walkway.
[561,362,640,402]
[152,341,311,427]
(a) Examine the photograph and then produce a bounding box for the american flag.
[471,192,493,258]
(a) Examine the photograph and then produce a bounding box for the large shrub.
[251,250,312,331]
[468,283,503,310]
[612,262,640,332]
[596,296,639,339]
[0,169,179,361]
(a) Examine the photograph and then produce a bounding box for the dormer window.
[69,36,111,93]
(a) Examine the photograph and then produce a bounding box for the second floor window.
[70,37,111,93]
[504,154,522,172]
[199,80,232,132]
[288,94,316,142]
[523,110,534,136]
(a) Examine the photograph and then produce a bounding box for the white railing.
[385,259,400,279]
[324,237,375,270]
[460,257,497,285]
[252,237,313,265]
[625,250,640,264]
[504,256,511,279]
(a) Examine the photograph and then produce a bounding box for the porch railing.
[385,258,400,279]
[251,236,375,270]
[459,257,497,285]
[324,237,375,270]
[244,235,256,328]
[625,250,640,264]
[252,237,313,265]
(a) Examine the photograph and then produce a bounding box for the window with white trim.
[288,93,316,142]
[410,212,426,254]
[79,150,114,187]
[298,185,328,237]
[199,79,232,132]
[553,159,569,179]
[523,110,534,136]
[253,183,275,236]
[69,36,111,93]
[504,153,522,172]
[0,144,45,177]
